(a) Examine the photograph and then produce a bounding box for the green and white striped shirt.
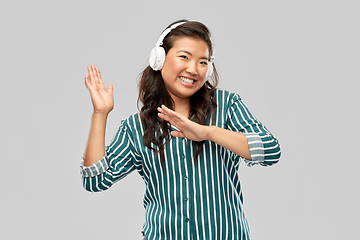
[80,89,281,240]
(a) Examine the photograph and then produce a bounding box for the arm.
[84,113,108,167]
[226,95,281,166]
[208,126,252,160]
[158,102,281,165]
[81,64,138,192]
[81,120,138,192]
[83,64,114,167]
[157,105,252,160]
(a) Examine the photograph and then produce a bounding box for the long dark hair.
[138,20,219,166]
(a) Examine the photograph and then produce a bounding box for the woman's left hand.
[157,105,210,142]
[158,105,252,159]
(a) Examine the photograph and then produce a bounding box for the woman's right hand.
[85,64,114,115]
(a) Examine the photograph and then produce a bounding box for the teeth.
[180,77,195,84]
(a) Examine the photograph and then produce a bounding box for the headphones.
[149,21,214,79]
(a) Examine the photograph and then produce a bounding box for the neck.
[172,96,191,118]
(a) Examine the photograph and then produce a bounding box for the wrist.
[91,112,109,123]
[92,110,110,117]
[207,125,218,141]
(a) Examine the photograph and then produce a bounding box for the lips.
[179,76,196,85]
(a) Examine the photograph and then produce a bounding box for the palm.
[85,64,114,114]
[157,105,209,142]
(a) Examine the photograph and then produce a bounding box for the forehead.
[170,37,209,57]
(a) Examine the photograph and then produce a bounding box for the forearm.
[84,113,108,167]
[207,126,252,160]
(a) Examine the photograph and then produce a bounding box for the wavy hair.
[138,20,219,167]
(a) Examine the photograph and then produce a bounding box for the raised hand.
[157,105,210,142]
[85,64,114,115]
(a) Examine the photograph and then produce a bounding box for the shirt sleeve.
[80,120,138,192]
[226,94,281,167]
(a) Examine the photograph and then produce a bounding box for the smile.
[179,76,195,85]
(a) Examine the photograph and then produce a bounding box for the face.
[161,36,210,103]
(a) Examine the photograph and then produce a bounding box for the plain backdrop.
[1,0,359,239]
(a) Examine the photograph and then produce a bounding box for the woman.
[81,20,281,240]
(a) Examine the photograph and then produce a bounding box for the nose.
[186,61,197,75]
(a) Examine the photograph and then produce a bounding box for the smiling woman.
[80,20,281,240]
[161,37,209,101]
[138,21,219,164]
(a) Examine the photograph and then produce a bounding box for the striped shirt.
[80,89,281,240]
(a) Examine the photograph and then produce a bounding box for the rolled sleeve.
[80,119,138,192]
[80,156,109,178]
[226,93,281,167]
[244,133,264,161]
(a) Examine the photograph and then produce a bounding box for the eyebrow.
[177,50,209,60]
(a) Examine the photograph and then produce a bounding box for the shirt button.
[182,155,185,159]
[184,175,188,180]
[184,197,188,201]
[186,218,189,222]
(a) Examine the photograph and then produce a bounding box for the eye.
[200,61,208,65]
[179,55,189,60]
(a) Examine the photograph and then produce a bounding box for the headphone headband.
[155,22,187,47]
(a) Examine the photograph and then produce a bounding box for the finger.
[107,83,113,96]
[158,112,174,125]
[85,72,90,88]
[87,65,94,83]
[171,131,185,138]
[157,107,173,121]
[161,108,184,127]
[160,104,173,113]
[96,67,102,81]
[157,107,174,120]
[158,112,170,122]
[158,113,182,131]
[97,67,106,89]
[89,64,98,84]
[157,107,166,115]
[158,105,187,128]
[161,105,184,121]
[94,66,100,79]
[160,105,179,120]
[92,64,99,83]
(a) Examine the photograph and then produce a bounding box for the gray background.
[1,0,359,239]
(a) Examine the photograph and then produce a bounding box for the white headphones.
[149,21,214,79]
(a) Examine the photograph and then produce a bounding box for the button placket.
[178,137,188,225]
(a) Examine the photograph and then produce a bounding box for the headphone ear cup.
[206,62,213,79]
[149,47,166,71]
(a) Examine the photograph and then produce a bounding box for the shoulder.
[118,112,143,133]
[214,88,242,106]
[123,112,141,124]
